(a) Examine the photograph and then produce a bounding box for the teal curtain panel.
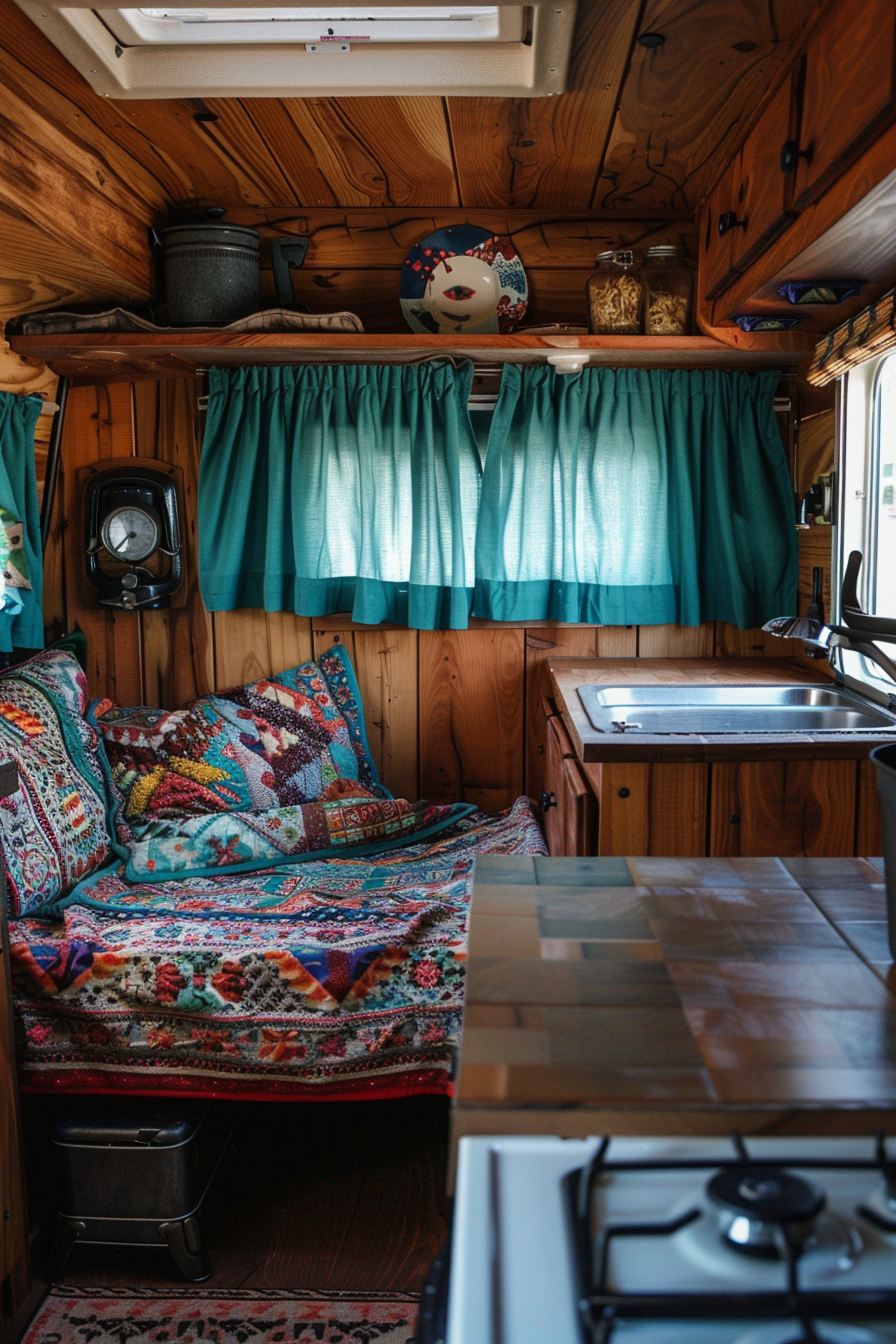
[0,391,44,652]
[198,363,481,630]
[473,365,798,629]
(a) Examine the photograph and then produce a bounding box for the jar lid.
[594,249,617,263]
[645,244,685,257]
[613,249,635,266]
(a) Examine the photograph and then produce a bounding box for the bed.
[9,799,545,1100]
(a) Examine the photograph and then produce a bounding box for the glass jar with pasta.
[585,250,643,335]
[643,244,692,336]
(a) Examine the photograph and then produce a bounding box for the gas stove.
[444,1135,896,1344]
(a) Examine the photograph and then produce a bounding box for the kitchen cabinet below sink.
[544,658,894,859]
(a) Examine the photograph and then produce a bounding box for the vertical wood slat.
[212,610,313,691]
[586,762,708,857]
[857,758,884,857]
[60,383,143,704]
[137,380,215,707]
[312,627,418,802]
[638,623,714,658]
[419,628,524,811]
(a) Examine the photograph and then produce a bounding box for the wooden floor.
[4,1094,450,1340]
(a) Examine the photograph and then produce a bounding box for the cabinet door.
[700,154,743,301]
[590,762,708,857]
[710,759,857,857]
[542,713,596,857]
[793,0,896,210]
[732,74,799,272]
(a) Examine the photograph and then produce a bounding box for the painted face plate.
[400,224,528,335]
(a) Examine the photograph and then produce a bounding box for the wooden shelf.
[6,331,812,383]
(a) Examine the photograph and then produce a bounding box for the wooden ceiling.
[0,0,825,324]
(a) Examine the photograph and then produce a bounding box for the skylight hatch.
[14,0,574,97]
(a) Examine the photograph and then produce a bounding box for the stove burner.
[708,1165,826,1257]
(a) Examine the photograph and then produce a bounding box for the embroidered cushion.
[91,792,476,885]
[91,644,388,830]
[0,648,111,917]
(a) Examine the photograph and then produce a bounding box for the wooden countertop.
[548,658,896,762]
[453,854,896,1145]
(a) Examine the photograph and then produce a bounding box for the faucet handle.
[840,550,896,638]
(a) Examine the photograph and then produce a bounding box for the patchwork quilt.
[9,798,546,1101]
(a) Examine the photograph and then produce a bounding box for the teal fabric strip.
[475,365,798,631]
[198,363,481,630]
[0,392,44,651]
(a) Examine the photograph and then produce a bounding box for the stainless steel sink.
[577,683,896,734]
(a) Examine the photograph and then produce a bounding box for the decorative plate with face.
[400,225,528,335]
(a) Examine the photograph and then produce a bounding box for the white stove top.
[446,1136,896,1344]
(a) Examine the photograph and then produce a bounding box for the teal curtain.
[0,391,43,652]
[198,364,481,629]
[473,365,797,629]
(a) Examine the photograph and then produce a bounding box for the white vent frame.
[12,0,577,98]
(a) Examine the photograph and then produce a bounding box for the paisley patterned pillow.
[0,648,111,917]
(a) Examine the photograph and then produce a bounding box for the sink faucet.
[762,551,896,685]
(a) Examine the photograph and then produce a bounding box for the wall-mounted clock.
[83,460,184,610]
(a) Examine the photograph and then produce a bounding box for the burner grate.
[566,1133,896,1343]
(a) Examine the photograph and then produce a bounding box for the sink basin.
[576,683,896,734]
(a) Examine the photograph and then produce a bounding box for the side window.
[872,354,896,618]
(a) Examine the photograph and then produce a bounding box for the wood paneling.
[638,622,714,657]
[60,383,143,704]
[213,610,313,692]
[313,627,418,802]
[598,0,822,211]
[447,0,641,210]
[710,758,857,856]
[588,761,708,856]
[857,757,884,858]
[419,628,525,811]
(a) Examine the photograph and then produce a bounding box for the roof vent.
[13,0,576,97]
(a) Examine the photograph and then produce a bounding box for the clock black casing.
[84,463,183,610]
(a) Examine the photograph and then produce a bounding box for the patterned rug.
[21,1286,419,1343]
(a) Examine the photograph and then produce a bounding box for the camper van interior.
[3,0,896,1340]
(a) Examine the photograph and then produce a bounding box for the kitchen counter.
[549,657,896,763]
[452,854,896,1148]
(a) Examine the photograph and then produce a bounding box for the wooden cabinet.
[0,763,28,1317]
[732,75,800,272]
[541,703,596,857]
[792,0,896,210]
[701,154,743,301]
[708,759,857,857]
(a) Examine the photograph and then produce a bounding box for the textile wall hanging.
[473,365,798,630]
[198,363,481,630]
[0,391,44,652]
[807,287,896,386]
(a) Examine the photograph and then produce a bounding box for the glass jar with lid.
[585,249,643,335]
[643,244,692,336]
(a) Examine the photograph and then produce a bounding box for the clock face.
[101,504,161,563]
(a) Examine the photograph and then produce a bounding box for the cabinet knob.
[717,211,747,237]
[729,813,741,825]
[780,139,812,175]
[541,791,557,812]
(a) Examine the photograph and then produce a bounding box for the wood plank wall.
[43,377,827,810]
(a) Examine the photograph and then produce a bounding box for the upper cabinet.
[697,0,896,328]
[792,0,896,210]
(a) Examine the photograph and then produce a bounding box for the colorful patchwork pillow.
[0,647,112,917]
[90,644,388,831]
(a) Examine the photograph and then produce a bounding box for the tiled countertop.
[453,854,896,1146]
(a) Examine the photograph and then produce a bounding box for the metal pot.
[158,208,260,326]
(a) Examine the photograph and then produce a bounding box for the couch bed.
[1,644,546,1101]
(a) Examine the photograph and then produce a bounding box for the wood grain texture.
[710,759,857,857]
[638,622,714,657]
[590,761,707,856]
[212,610,313,692]
[135,380,215,708]
[60,384,143,704]
[448,0,641,210]
[419,628,524,810]
[857,758,884,858]
[525,626,602,800]
[598,0,821,211]
[312,627,419,802]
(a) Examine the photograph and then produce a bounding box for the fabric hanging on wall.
[473,365,798,630]
[198,363,481,629]
[0,391,44,652]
